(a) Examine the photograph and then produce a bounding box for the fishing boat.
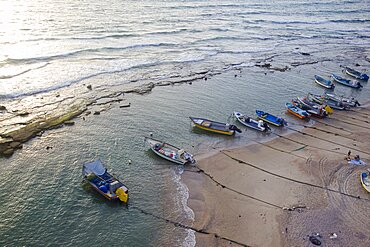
[234,112,270,132]
[345,67,369,82]
[331,74,362,89]
[307,93,347,110]
[255,110,287,127]
[285,102,310,119]
[189,117,241,135]
[314,75,335,89]
[292,97,328,118]
[324,93,360,107]
[145,137,195,165]
[82,160,129,203]
[360,172,370,193]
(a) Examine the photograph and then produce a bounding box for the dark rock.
[9,142,21,148]
[204,78,207,81]
[189,82,192,85]
[235,74,237,77]
[18,111,29,117]
[355,63,360,66]
[64,121,75,126]
[119,103,131,108]
[309,236,321,246]
[93,111,100,115]
[3,148,14,157]
[256,63,271,68]
[46,146,53,150]
[85,111,91,116]
[0,105,7,111]
[301,52,310,56]
[87,85,92,90]
[56,94,60,97]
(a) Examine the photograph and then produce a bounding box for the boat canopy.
[83,160,106,176]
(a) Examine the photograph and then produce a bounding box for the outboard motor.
[229,124,242,133]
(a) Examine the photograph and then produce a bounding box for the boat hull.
[314,75,334,89]
[145,137,195,165]
[256,110,285,127]
[234,112,268,131]
[360,172,370,193]
[331,74,362,88]
[345,67,369,81]
[189,117,236,135]
[82,160,129,203]
[285,103,310,119]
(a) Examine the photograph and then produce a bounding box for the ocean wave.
[0,63,49,80]
[0,52,215,99]
[3,43,178,65]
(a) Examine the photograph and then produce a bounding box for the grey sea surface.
[0,0,369,246]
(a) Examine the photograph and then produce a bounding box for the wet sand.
[183,105,370,246]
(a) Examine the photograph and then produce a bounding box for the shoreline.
[183,105,370,246]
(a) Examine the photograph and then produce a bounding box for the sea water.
[0,0,369,246]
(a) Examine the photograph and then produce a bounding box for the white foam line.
[171,167,196,247]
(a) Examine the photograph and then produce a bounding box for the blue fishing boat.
[314,75,335,89]
[331,74,362,89]
[345,67,369,82]
[285,102,310,119]
[234,112,270,132]
[255,110,287,127]
[83,160,129,203]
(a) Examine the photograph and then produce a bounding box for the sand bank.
[183,105,370,246]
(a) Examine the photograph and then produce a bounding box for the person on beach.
[345,150,351,161]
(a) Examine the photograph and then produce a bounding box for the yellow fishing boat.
[360,172,370,193]
[189,117,241,135]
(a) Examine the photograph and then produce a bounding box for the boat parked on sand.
[234,112,270,132]
[360,171,370,193]
[292,97,328,118]
[285,102,310,119]
[145,137,195,165]
[189,117,241,135]
[345,67,369,82]
[83,160,129,203]
[255,110,287,127]
[307,93,347,110]
[324,93,360,107]
[331,74,362,89]
[314,75,335,89]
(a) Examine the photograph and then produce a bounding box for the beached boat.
[292,97,328,118]
[314,75,335,89]
[145,137,195,165]
[189,117,241,135]
[331,74,362,89]
[255,110,287,127]
[360,172,370,193]
[345,67,369,82]
[83,160,129,203]
[307,93,347,110]
[285,102,310,119]
[324,93,360,107]
[234,112,270,131]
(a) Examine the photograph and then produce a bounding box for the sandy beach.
[183,105,370,246]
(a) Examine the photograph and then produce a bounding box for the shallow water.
[0,0,369,246]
